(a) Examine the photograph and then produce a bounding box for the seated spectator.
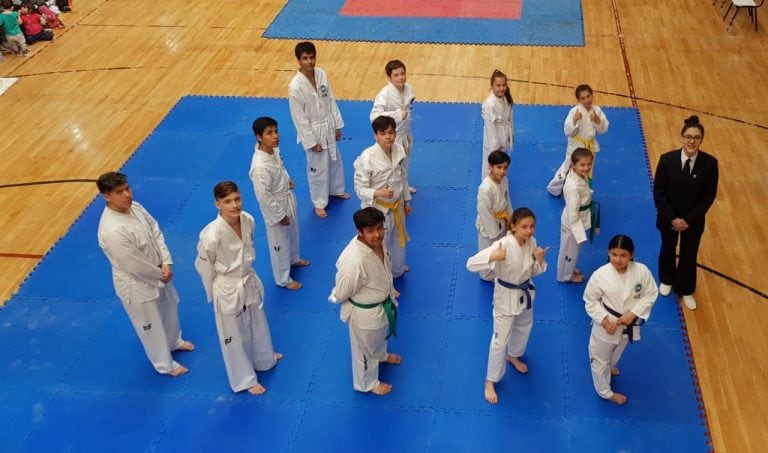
[37,2,62,28]
[20,1,52,44]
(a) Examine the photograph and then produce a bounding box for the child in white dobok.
[195,181,282,395]
[583,235,658,405]
[467,207,549,404]
[481,69,514,180]
[475,150,513,281]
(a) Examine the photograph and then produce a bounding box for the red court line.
[340,0,522,20]
[0,252,44,259]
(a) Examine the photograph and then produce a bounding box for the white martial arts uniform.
[353,142,411,278]
[475,175,513,281]
[288,67,346,209]
[249,145,301,287]
[195,212,278,393]
[467,233,547,383]
[481,92,514,180]
[97,202,187,375]
[584,262,657,399]
[329,237,398,392]
[547,104,609,195]
[557,170,592,282]
[370,82,415,154]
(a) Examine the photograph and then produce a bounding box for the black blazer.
[653,149,718,232]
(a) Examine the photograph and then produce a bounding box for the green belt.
[579,201,601,243]
[349,296,397,338]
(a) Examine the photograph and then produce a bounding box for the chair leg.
[724,3,734,20]
[728,6,741,30]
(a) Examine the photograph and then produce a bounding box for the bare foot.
[372,382,392,395]
[392,288,401,298]
[291,259,310,267]
[248,384,266,395]
[408,186,417,194]
[383,353,401,365]
[611,366,620,376]
[574,268,582,275]
[175,341,195,351]
[275,352,284,360]
[169,365,188,377]
[569,274,585,283]
[314,208,328,218]
[607,392,627,405]
[507,355,529,374]
[285,281,302,290]
[331,192,351,199]
[402,265,410,273]
[485,380,498,404]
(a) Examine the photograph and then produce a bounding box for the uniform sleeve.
[583,274,609,324]
[684,157,719,225]
[139,206,173,264]
[482,101,502,151]
[466,239,500,273]
[194,233,217,302]
[400,150,412,203]
[249,165,286,226]
[564,186,587,244]
[288,85,318,150]
[102,232,164,286]
[370,88,403,124]
[329,266,364,304]
[327,80,344,129]
[594,106,609,134]
[563,107,579,137]
[353,154,376,205]
[653,155,676,226]
[476,185,499,238]
[631,266,658,321]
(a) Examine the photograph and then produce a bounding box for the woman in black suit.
[653,116,719,310]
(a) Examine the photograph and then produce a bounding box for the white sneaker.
[682,295,697,310]
[659,283,672,297]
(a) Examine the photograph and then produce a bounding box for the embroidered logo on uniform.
[565,256,572,262]
[142,323,152,331]
[319,84,328,97]
[634,283,642,293]
[362,354,368,371]
[224,336,233,345]
[274,245,281,252]
[310,167,317,173]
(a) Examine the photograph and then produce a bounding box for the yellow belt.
[573,135,595,152]
[494,210,510,229]
[375,198,411,248]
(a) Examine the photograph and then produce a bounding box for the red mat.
[340,0,522,20]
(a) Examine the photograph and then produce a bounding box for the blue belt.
[496,279,535,309]
[601,302,645,343]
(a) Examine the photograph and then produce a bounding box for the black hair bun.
[684,115,700,125]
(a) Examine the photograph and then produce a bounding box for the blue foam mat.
[1,96,709,451]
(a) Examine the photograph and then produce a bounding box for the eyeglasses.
[682,135,703,142]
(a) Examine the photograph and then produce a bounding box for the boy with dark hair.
[195,181,282,395]
[370,59,416,194]
[353,116,412,278]
[1,0,28,56]
[96,172,194,377]
[329,207,401,395]
[249,116,309,290]
[287,41,350,219]
[476,150,513,281]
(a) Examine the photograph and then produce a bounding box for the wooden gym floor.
[0,1,765,451]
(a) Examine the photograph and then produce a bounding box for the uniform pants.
[265,221,300,286]
[397,133,413,186]
[557,224,584,282]
[658,227,702,296]
[348,323,389,392]
[121,287,184,374]
[486,308,533,382]
[588,334,629,399]
[306,148,346,209]
[384,212,407,278]
[215,304,277,393]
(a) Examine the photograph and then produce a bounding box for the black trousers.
[658,226,703,296]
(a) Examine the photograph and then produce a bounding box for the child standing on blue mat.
[556,148,597,283]
[583,235,658,405]
[547,84,609,195]
[481,69,514,180]
[475,150,513,281]
[466,207,549,404]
